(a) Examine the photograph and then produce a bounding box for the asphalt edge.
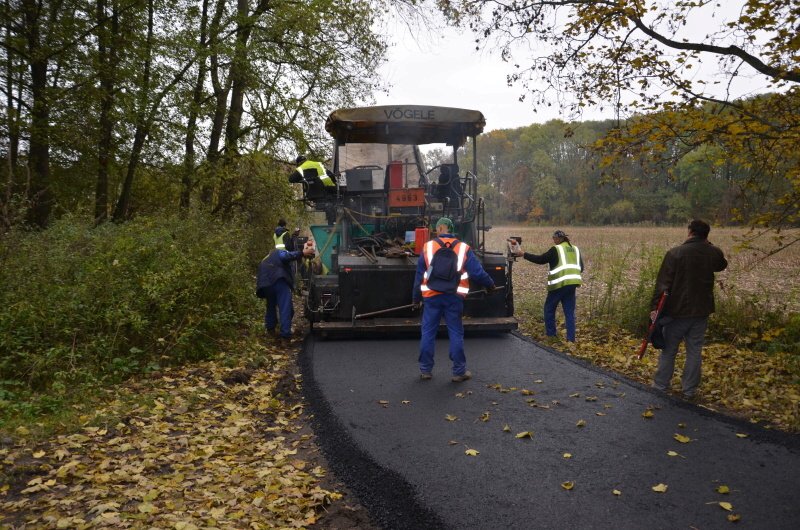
[298,333,449,530]
[512,330,800,449]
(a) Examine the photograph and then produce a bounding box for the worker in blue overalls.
[412,217,496,382]
[256,235,315,339]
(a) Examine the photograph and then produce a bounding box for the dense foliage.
[460,115,794,239]
[0,213,261,410]
[441,0,799,253]
[0,0,386,228]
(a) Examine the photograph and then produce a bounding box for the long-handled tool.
[637,291,668,359]
[466,285,506,297]
[352,286,506,322]
[353,303,418,321]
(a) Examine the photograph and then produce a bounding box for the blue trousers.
[265,279,294,338]
[419,293,466,376]
[544,284,577,342]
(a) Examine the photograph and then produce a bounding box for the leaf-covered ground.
[0,336,377,529]
[491,226,800,432]
[517,321,800,432]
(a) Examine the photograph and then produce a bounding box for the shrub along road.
[301,331,800,530]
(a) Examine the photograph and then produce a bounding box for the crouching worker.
[256,242,315,339]
[412,217,496,382]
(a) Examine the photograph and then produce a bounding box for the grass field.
[483,225,800,432]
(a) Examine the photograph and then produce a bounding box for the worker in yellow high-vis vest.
[288,155,335,187]
[512,230,584,342]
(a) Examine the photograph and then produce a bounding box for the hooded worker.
[288,155,335,187]
[412,217,496,382]
[511,229,584,342]
[274,219,289,249]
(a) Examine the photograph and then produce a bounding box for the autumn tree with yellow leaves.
[440,0,799,253]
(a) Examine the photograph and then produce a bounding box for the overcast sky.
[371,4,774,134]
[372,25,570,132]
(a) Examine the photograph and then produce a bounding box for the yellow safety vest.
[547,242,582,291]
[297,160,334,186]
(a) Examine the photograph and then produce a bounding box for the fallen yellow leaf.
[642,409,655,419]
[561,481,574,490]
[719,501,733,511]
[563,453,572,459]
[502,424,511,432]
[378,400,389,405]
[652,483,668,493]
[465,449,479,456]
[445,414,458,422]
[576,419,586,427]
[32,450,45,458]
[735,433,749,438]
[612,489,621,496]
[674,433,691,443]
[515,431,533,439]
[717,485,730,494]
[666,450,681,457]
[401,400,410,405]
[727,514,741,522]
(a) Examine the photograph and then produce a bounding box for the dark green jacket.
[652,236,727,318]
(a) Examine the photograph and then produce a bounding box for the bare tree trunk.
[180,0,210,210]
[95,0,119,224]
[200,0,229,206]
[2,0,19,229]
[22,0,52,228]
[113,0,153,222]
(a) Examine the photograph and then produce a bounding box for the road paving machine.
[298,105,517,336]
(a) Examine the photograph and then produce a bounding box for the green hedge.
[0,212,257,397]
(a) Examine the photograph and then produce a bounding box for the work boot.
[420,372,432,381]
[451,371,472,383]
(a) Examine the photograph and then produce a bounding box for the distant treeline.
[455,113,792,227]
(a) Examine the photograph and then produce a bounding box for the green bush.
[0,212,257,395]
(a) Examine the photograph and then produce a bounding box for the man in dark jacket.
[511,230,584,342]
[412,217,496,382]
[650,219,727,398]
[256,243,315,339]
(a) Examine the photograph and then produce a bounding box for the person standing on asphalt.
[650,219,727,399]
[511,230,583,342]
[256,239,315,340]
[412,217,496,382]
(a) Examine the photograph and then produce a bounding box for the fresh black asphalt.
[300,331,800,530]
